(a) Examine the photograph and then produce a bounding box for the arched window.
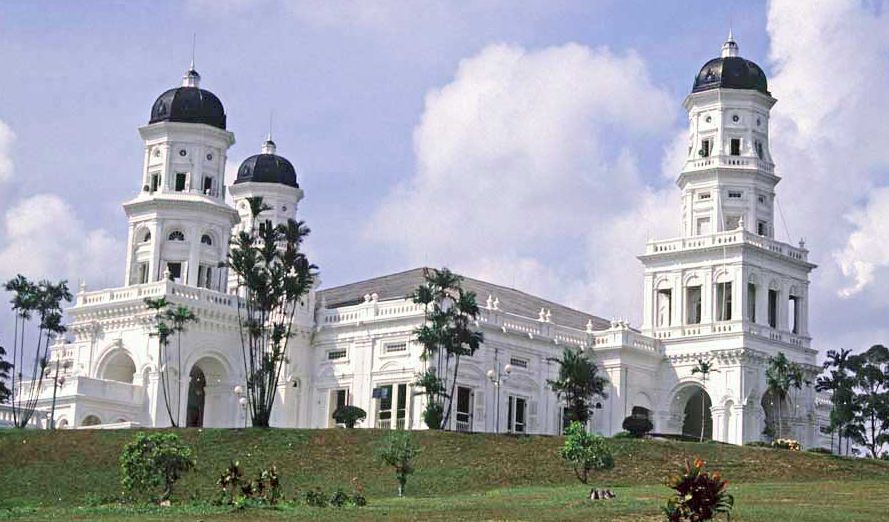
[168,231,185,241]
[141,230,152,243]
[200,234,212,246]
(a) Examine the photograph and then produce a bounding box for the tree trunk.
[700,380,706,442]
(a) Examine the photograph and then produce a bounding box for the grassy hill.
[2,428,888,511]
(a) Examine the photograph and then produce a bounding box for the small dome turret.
[692,33,769,96]
[149,65,227,129]
[235,138,298,188]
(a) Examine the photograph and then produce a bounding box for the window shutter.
[528,400,538,434]
[473,390,485,431]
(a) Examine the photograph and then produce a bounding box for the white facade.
[16,37,830,446]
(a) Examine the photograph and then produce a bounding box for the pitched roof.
[318,267,611,332]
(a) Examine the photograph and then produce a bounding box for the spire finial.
[721,28,739,58]
[182,34,201,88]
[261,113,277,155]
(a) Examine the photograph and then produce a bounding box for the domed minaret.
[122,64,239,290]
[637,33,817,446]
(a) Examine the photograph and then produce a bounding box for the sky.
[0,0,888,362]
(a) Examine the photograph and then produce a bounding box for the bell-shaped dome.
[149,67,227,129]
[234,139,299,188]
[692,33,769,96]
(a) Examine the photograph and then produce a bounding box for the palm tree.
[816,348,853,453]
[766,352,808,439]
[166,305,198,424]
[547,347,609,427]
[691,359,718,442]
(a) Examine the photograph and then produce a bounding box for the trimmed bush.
[332,405,367,428]
[560,421,614,485]
[621,416,653,438]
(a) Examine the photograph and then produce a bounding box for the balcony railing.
[685,155,774,174]
[645,229,809,262]
[650,320,811,349]
[76,280,240,310]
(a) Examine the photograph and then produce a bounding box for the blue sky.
[1,0,889,357]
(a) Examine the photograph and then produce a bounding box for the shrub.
[422,402,444,430]
[621,416,654,438]
[301,488,328,507]
[807,447,832,455]
[772,438,801,451]
[217,461,281,505]
[560,421,614,484]
[611,431,634,439]
[120,432,194,503]
[332,405,367,428]
[663,457,733,521]
[377,430,421,497]
[329,489,349,507]
[744,441,771,448]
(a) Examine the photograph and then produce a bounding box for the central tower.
[122,65,239,290]
[638,34,818,446]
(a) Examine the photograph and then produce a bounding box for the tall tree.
[816,348,854,454]
[3,276,71,428]
[228,197,316,428]
[765,352,809,439]
[412,268,483,430]
[847,345,889,458]
[168,304,198,424]
[145,297,178,426]
[691,359,718,442]
[547,347,608,427]
[0,345,12,404]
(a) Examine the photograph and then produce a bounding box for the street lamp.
[487,362,513,433]
[233,385,248,428]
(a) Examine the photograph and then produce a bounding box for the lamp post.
[234,385,248,428]
[486,362,513,433]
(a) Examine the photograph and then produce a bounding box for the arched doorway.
[185,356,229,427]
[99,350,136,383]
[680,386,713,440]
[186,366,207,427]
[81,415,102,427]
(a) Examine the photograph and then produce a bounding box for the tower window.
[700,139,712,158]
[725,215,741,230]
[698,192,711,200]
[696,217,711,236]
[732,114,740,123]
[747,283,757,323]
[789,295,800,334]
[202,176,213,195]
[768,289,778,328]
[686,286,702,324]
[150,173,160,193]
[716,282,732,321]
[656,289,672,327]
[175,173,187,192]
[141,230,152,243]
[168,231,185,241]
[137,262,149,284]
[197,265,213,289]
[728,191,742,199]
[167,262,182,281]
[730,138,741,156]
[757,221,769,236]
[755,141,763,159]
[200,234,212,246]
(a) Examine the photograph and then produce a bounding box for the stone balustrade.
[650,320,811,349]
[685,155,774,174]
[645,229,808,262]
[76,280,240,309]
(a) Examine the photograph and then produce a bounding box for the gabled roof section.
[318,267,611,332]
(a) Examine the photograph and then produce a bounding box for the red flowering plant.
[663,457,734,521]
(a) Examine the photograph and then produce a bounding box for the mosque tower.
[122,64,238,290]
[638,33,818,445]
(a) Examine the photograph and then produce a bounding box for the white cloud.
[367,42,678,320]
[835,187,889,296]
[0,119,15,184]
[0,194,123,290]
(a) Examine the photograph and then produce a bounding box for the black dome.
[693,56,769,95]
[235,147,298,188]
[149,86,227,129]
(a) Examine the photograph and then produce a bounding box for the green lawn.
[1,429,888,520]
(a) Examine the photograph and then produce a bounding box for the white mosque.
[12,34,830,447]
